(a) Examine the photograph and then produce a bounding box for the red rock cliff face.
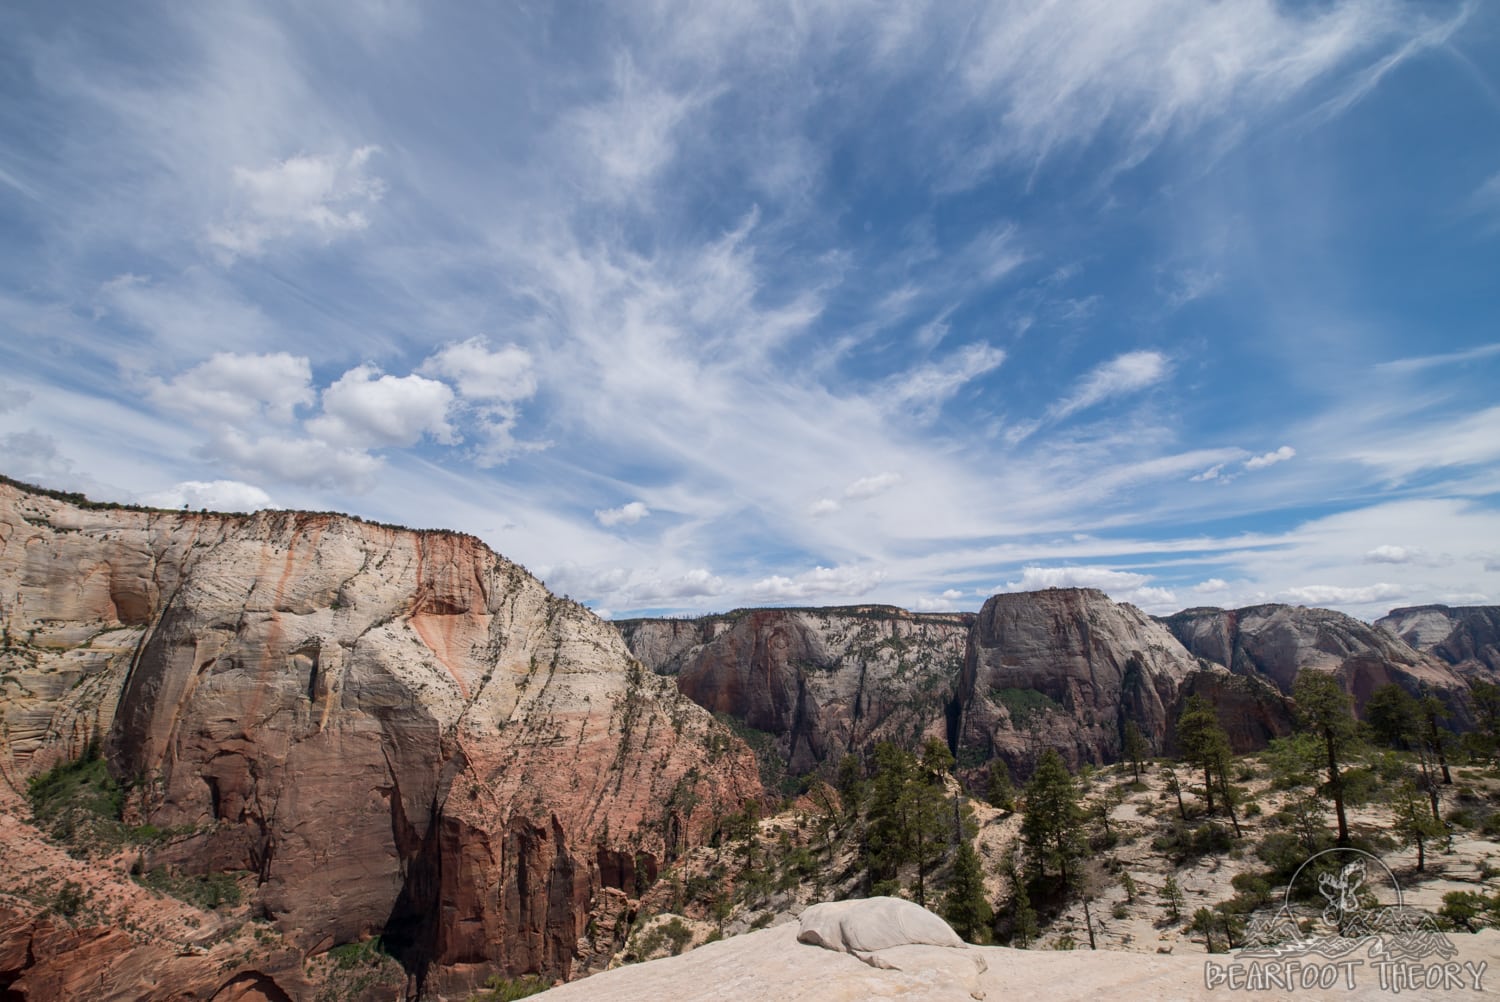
[0,481,760,996]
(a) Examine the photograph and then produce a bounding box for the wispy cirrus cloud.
[1049,351,1172,420]
[0,1,1493,622]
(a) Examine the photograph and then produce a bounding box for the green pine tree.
[1020,748,1083,886]
[1291,672,1358,846]
[941,839,992,942]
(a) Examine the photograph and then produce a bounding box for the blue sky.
[2,1,1499,621]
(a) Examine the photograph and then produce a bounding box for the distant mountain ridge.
[623,591,1492,780]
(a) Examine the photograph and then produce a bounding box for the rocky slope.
[0,479,760,998]
[1162,604,1475,719]
[1378,604,1500,678]
[617,607,972,774]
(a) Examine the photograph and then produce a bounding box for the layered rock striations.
[951,589,1287,775]
[1163,603,1474,717]
[617,607,972,773]
[0,479,760,995]
[624,592,1293,780]
[1378,604,1500,679]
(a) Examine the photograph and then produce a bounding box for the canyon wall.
[0,480,760,997]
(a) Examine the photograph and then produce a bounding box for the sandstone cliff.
[624,592,1293,782]
[1162,603,1474,719]
[951,589,1286,775]
[0,479,760,998]
[617,607,972,773]
[1378,604,1500,679]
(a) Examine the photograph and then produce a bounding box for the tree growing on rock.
[1291,672,1358,847]
[941,838,992,942]
[1176,695,1231,817]
[1123,719,1149,784]
[1020,749,1083,886]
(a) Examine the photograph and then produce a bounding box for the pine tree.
[1391,777,1443,871]
[1004,851,1038,948]
[941,839,992,942]
[1123,719,1148,783]
[1020,748,1083,886]
[986,758,1016,811]
[1176,695,1231,816]
[1366,684,1418,750]
[1417,695,1453,785]
[835,753,865,816]
[1292,671,1358,847]
[863,742,914,889]
[907,743,951,907]
[1162,873,1184,922]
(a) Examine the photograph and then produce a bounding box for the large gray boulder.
[797,897,965,955]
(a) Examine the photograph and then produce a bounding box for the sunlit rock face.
[625,591,1294,781]
[618,607,973,772]
[1164,603,1475,721]
[1378,604,1500,679]
[954,589,1229,776]
[0,479,760,993]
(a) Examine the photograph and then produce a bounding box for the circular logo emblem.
[1283,848,1402,942]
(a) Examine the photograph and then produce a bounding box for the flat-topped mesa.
[952,588,1266,776]
[1377,604,1500,678]
[0,479,760,992]
[1162,602,1475,720]
[618,607,975,773]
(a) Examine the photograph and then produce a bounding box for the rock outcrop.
[1162,604,1473,718]
[952,589,1278,775]
[0,479,760,994]
[796,897,965,956]
[617,608,972,773]
[1378,605,1500,679]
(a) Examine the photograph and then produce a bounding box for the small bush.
[473,974,551,1001]
[138,868,243,910]
[50,880,86,919]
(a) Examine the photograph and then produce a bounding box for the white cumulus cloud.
[207,429,384,492]
[748,565,886,601]
[1279,582,1406,606]
[208,146,385,257]
[421,337,536,403]
[306,365,456,448]
[595,501,650,527]
[146,352,313,424]
[140,479,274,512]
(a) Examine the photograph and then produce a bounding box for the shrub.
[472,974,551,1001]
[50,880,86,919]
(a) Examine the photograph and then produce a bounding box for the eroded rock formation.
[1163,603,1474,718]
[0,480,760,997]
[617,607,972,773]
[624,591,1295,780]
[1378,604,1500,678]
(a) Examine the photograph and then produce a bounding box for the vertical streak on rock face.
[0,481,762,990]
[623,607,974,773]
